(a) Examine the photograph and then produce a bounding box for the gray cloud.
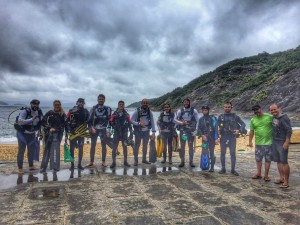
[0,0,299,107]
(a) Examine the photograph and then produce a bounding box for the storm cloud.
[0,0,299,106]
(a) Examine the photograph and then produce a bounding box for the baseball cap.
[252,104,261,111]
[201,105,210,110]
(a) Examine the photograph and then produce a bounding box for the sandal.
[29,166,38,171]
[18,169,24,174]
[263,177,271,182]
[85,163,94,168]
[280,184,289,188]
[102,162,107,167]
[252,174,262,179]
[274,179,284,184]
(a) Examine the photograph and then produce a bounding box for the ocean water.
[3,105,290,144]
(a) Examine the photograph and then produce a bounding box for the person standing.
[270,103,292,188]
[40,100,67,173]
[131,99,156,166]
[248,104,273,181]
[157,103,178,164]
[218,102,246,176]
[16,99,43,174]
[66,98,89,170]
[86,94,112,167]
[109,100,133,168]
[197,105,218,172]
[174,98,200,167]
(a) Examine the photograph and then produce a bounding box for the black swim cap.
[30,99,40,105]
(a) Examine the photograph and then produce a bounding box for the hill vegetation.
[129,46,300,119]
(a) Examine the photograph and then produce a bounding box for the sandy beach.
[0,136,252,161]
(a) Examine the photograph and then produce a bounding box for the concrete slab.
[0,144,299,224]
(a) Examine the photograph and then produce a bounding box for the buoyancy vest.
[110,110,131,131]
[67,106,89,131]
[158,112,175,131]
[91,105,111,128]
[43,110,66,133]
[14,107,43,132]
[179,107,196,130]
[198,115,218,138]
[135,106,152,129]
[219,113,239,135]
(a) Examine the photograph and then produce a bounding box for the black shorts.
[272,141,288,164]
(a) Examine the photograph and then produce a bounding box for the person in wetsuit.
[109,100,133,168]
[66,98,89,170]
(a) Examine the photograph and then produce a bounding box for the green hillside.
[129,45,300,118]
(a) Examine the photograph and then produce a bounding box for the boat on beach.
[291,128,300,143]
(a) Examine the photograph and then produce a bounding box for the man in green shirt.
[248,105,273,181]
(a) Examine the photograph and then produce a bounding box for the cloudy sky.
[1,0,300,107]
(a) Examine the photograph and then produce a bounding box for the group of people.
[15,96,292,188]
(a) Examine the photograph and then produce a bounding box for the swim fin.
[64,143,74,163]
[156,135,163,157]
[149,138,157,163]
[200,141,210,170]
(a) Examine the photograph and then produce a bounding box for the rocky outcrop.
[190,68,300,120]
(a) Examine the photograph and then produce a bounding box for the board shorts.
[255,145,272,163]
